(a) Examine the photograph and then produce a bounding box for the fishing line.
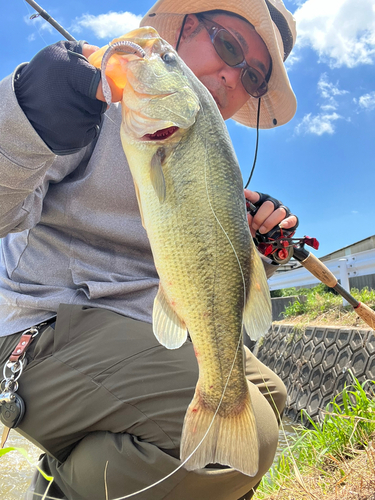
[200,102,251,410]
[15,12,255,496]
[23,113,256,500]
[23,490,64,500]
[254,364,303,486]
[22,0,49,47]
[24,0,76,41]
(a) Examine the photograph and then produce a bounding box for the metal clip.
[0,392,16,404]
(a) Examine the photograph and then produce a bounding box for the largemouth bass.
[89,27,272,477]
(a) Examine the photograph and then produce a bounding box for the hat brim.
[140,0,297,128]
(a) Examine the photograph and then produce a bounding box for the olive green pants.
[0,305,286,500]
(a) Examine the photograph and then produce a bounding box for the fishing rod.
[24,0,76,41]
[247,202,375,330]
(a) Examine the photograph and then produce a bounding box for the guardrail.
[268,248,375,293]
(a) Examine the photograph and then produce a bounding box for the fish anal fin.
[180,389,259,477]
[150,147,166,203]
[153,286,187,349]
[243,245,272,341]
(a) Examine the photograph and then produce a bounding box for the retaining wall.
[271,296,306,321]
[254,324,375,423]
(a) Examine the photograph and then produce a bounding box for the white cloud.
[295,112,343,135]
[320,104,337,111]
[72,11,142,39]
[358,91,375,110]
[294,0,375,68]
[317,74,348,101]
[294,74,348,135]
[317,73,349,111]
[285,51,301,70]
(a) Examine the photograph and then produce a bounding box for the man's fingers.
[257,213,298,234]
[244,189,298,236]
[82,44,100,59]
[95,75,124,103]
[81,44,124,104]
[253,208,296,235]
[279,215,298,229]
[251,201,276,231]
[244,189,260,204]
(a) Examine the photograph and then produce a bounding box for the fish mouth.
[142,126,179,141]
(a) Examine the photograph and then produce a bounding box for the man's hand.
[82,44,124,103]
[244,189,298,238]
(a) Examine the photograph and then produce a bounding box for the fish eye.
[162,52,177,64]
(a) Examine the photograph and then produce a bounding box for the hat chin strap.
[175,14,188,51]
[244,97,261,189]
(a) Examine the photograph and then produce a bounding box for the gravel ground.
[0,424,42,500]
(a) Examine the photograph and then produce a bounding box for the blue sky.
[1,0,375,257]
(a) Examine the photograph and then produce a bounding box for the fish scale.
[91,26,272,477]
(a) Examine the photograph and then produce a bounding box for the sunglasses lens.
[242,68,268,97]
[214,30,244,66]
[200,17,269,98]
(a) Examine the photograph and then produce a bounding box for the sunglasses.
[197,15,270,98]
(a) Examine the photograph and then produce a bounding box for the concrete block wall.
[271,296,306,321]
[255,324,375,423]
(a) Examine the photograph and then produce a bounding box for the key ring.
[1,379,19,393]
[3,360,23,382]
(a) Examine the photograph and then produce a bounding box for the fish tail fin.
[180,389,259,477]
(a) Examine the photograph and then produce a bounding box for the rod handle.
[297,251,338,288]
[355,302,375,330]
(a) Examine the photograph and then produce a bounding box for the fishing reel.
[246,199,319,265]
[254,229,319,264]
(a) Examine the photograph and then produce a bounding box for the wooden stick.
[354,302,375,330]
[293,247,375,330]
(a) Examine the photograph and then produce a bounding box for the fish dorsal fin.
[243,244,272,340]
[150,147,166,203]
[153,286,188,349]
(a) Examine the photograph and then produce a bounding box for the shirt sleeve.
[14,40,106,155]
[0,69,90,238]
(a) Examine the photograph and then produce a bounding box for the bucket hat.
[140,0,297,128]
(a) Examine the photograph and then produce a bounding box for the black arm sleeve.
[14,40,107,155]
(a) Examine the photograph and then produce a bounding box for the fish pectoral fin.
[153,287,188,349]
[150,147,166,203]
[243,243,272,341]
[180,389,259,477]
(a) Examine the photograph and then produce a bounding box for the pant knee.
[269,374,287,418]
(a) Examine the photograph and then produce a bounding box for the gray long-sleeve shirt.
[0,67,159,336]
[0,67,276,337]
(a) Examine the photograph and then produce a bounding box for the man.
[0,0,297,498]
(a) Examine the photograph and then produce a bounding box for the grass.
[273,284,375,327]
[255,371,375,500]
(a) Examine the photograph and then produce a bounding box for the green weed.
[278,284,375,322]
[256,371,375,497]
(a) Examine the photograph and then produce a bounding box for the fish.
[89,27,272,477]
